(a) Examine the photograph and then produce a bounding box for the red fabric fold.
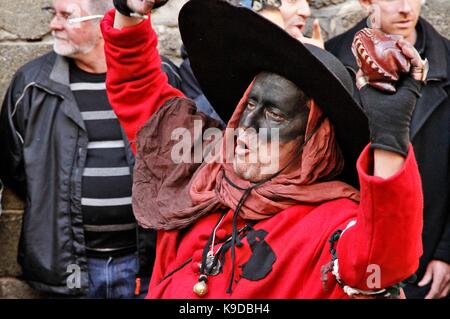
[190,82,360,221]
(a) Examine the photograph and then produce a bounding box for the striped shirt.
[69,62,136,257]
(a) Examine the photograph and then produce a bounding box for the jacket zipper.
[69,131,82,286]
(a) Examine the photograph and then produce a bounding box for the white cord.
[68,15,104,24]
[210,213,227,255]
[130,12,149,19]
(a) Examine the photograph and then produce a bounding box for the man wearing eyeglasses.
[0,0,179,298]
[326,0,450,299]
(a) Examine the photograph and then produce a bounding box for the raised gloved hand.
[113,0,168,17]
[359,76,422,157]
[357,39,426,157]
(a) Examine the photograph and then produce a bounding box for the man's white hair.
[86,0,114,15]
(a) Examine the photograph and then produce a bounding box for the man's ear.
[359,0,381,29]
[358,0,372,13]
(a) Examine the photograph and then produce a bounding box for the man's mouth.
[52,32,68,41]
[286,17,306,34]
[235,136,250,157]
[394,19,413,28]
[293,23,305,32]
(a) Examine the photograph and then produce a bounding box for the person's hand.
[396,38,428,82]
[357,72,422,157]
[418,260,450,299]
[357,40,424,157]
[296,19,324,49]
[126,0,155,15]
[113,0,155,29]
[355,38,428,90]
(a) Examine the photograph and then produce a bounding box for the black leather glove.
[359,77,423,157]
[113,0,169,16]
[113,0,133,16]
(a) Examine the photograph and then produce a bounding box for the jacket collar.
[410,82,447,138]
[35,53,86,131]
[414,20,426,55]
[419,18,448,81]
[50,54,71,86]
[410,18,449,138]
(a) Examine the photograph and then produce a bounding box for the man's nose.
[49,16,64,31]
[241,107,263,129]
[297,0,311,18]
[398,0,413,14]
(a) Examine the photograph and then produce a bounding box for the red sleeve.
[101,9,184,154]
[336,144,423,291]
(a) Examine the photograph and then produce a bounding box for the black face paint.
[239,72,310,143]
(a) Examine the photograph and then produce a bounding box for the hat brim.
[179,0,369,187]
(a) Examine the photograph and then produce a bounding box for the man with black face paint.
[100,0,425,298]
[233,73,310,182]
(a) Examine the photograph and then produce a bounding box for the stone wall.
[0,0,449,298]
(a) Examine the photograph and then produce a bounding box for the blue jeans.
[87,253,149,299]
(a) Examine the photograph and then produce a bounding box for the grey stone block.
[311,0,364,40]
[422,0,450,38]
[155,25,183,65]
[0,0,51,40]
[0,29,19,41]
[310,0,346,10]
[0,210,23,277]
[0,278,44,299]
[152,0,189,27]
[2,187,25,211]
[0,42,52,103]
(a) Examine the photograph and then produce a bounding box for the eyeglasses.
[41,6,103,26]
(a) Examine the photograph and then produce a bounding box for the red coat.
[100,10,423,298]
[147,145,423,298]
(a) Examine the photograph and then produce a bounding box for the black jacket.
[0,52,180,295]
[326,18,450,297]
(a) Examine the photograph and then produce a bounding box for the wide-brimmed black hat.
[179,0,369,187]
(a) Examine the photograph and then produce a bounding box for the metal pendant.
[205,253,221,276]
[193,280,208,297]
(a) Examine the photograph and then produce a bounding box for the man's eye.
[63,12,73,19]
[266,110,285,121]
[247,101,256,110]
